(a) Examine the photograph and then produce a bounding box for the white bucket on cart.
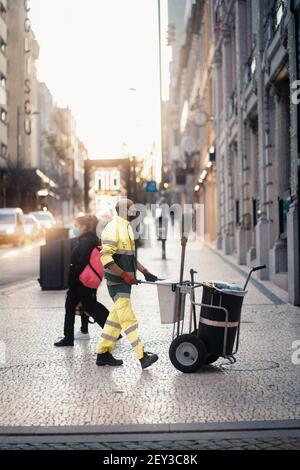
[156,281,181,324]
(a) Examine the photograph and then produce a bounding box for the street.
[0,237,299,451]
[1,0,300,455]
[0,241,42,288]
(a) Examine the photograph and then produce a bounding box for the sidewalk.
[0,236,299,439]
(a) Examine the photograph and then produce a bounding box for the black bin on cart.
[198,282,246,357]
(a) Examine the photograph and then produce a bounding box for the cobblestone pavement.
[0,236,300,427]
[0,437,300,450]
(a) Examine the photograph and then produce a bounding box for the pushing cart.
[139,264,266,373]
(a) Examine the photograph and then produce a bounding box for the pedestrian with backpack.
[54,214,109,347]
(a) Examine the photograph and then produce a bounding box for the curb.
[1,419,300,437]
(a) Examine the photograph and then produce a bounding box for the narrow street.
[1,0,300,457]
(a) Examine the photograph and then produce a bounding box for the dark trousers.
[64,284,109,340]
[80,313,90,334]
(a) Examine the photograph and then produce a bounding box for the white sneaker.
[74,330,90,340]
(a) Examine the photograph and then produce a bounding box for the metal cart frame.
[139,264,266,372]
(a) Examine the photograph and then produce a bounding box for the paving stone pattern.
[0,239,299,427]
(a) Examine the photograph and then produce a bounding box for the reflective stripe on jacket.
[101,216,136,285]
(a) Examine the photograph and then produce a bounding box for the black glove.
[143,270,158,282]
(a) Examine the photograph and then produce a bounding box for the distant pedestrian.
[156,211,168,260]
[54,214,109,347]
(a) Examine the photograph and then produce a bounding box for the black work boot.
[54,337,74,347]
[140,352,158,370]
[96,352,123,367]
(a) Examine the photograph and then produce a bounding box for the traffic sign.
[146,181,158,192]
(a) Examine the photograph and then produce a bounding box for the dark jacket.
[68,231,100,286]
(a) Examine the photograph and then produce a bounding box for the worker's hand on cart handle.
[121,272,139,285]
[141,269,158,282]
[252,265,266,272]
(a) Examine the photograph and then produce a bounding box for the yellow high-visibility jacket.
[100,215,136,285]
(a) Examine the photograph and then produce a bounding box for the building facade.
[0,0,8,207]
[165,0,218,238]
[0,0,86,217]
[165,0,300,305]
[0,0,7,168]
[6,0,39,169]
[212,0,299,304]
[1,0,43,211]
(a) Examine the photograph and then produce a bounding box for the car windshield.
[0,214,15,224]
[32,213,52,221]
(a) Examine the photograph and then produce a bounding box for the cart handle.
[137,279,174,287]
[243,264,266,290]
[252,265,266,272]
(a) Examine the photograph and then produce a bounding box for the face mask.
[128,214,138,222]
[72,227,81,237]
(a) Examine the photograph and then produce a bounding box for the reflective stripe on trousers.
[96,295,144,360]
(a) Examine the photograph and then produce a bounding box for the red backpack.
[79,246,104,289]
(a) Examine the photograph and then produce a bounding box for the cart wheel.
[191,330,219,365]
[206,355,219,365]
[169,334,207,373]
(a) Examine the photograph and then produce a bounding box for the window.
[0,37,6,54]
[0,2,6,19]
[1,143,7,156]
[235,200,240,225]
[1,108,6,122]
[275,1,284,30]
[250,55,256,75]
[279,194,291,236]
[252,198,260,227]
[0,73,6,89]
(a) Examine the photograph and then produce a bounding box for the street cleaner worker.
[95,198,159,370]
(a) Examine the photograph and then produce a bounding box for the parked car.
[0,208,26,246]
[24,214,42,241]
[29,211,56,233]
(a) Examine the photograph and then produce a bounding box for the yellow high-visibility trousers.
[96,296,144,360]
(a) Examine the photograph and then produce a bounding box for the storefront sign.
[24,0,32,135]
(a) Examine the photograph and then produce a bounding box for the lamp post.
[158,0,164,187]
